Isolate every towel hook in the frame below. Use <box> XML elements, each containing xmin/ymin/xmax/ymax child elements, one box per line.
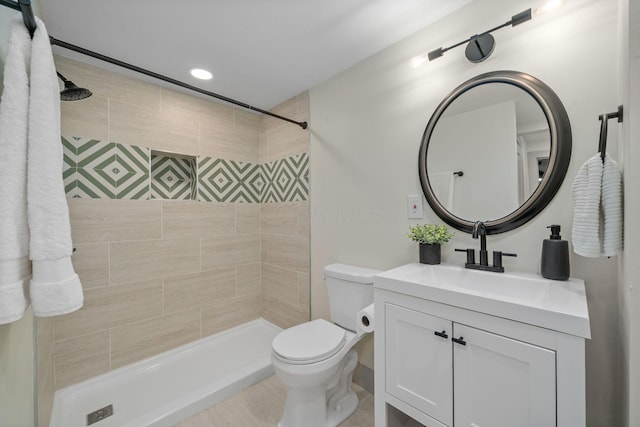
<box><xmin>598</xmin><ymin>105</ymin><xmax>623</xmax><ymax>161</ymax></box>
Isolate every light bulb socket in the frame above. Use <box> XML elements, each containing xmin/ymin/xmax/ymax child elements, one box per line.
<box><xmin>511</xmin><ymin>9</ymin><xmax>532</xmax><ymax>26</ymax></box>
<box><xmin>428</xmin><ymin>48</ymin><xmax>444</xmax><ymax>61</ymax></box>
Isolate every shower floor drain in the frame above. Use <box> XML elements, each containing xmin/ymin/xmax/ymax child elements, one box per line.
<box><xmin>86</xmin><ymin>404</ymin><xmax>113</xmax><ymax>425</ymax></box>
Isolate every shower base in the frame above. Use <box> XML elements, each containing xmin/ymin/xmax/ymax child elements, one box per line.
<box><xmin>49</xmin><ymin>318</ymin><xmax>281</xmax><ymax>427</ymax></box>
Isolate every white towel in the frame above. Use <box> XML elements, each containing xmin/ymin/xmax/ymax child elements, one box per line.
<box><xmin>571</xmin><ymin>153</ymin><xmax>624</xmax><ymax>257</ymax></box>
<box><xmin>27</xmin><ymin>17</ymin><xmax>83</xmax><ymax>316</ymax></box>
<box><xmin>571</xmin><ymin>154</ymin><xmax>602</xmax><ymax>257</ymax></box>
<box><xmin>601</xmin><ymin>154</ymin><xmax>623</xmax><ymax>256</ymax></box>
<box><xmin>0</xmin><ymin>16</ymin><xmax>32</xmax><ymax>324</ymax></box>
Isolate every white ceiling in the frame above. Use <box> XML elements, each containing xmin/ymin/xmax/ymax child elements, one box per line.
<box><xmin>41</xmin><ymin>0</ymin><xmax>471</xmax><ymax>109</ymax></box>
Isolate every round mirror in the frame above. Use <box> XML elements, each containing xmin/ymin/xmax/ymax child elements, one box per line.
<box><xmin>418</xmin><ymin>71</ymin><xmax>571</xmax><ymax>234</ymax></box>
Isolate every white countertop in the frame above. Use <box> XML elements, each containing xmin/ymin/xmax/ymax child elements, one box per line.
<box><xmin>374</xmin><ymin>263</ymin><xmax>591</xmax><ymax>338</ymax></box>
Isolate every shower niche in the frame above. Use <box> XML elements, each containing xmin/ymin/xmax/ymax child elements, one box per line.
<box><xmin>150</xmin><ymin>150</ymin><xmax>198</xmax><ymax>200</ymax></box>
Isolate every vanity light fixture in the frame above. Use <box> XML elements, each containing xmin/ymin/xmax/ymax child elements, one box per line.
<box><xmin>189</xmin><ymin>67</ymin><xmax>213</xmax><ymax>80</ymax></box>
<box><xmin>425</xmin><ymin>8</ymin><xmax>532</xmax><ymax>63</ymax></box>
<box><xmin>411</xmin><ymin>0</ymin><xmax>563</xmax><ymax>67</ymax></box>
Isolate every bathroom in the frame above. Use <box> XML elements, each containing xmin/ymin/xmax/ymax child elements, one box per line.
<box><xmin>0</xmin><ymin>0</ymin><xmax>638</xmax><ymax>426</ymax></box>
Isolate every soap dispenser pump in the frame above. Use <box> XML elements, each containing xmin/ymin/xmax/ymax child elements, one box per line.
<box><xmin>541</xmin><ymin>224</ymin><xmax>570</xmax><ymax>281</ymax></box>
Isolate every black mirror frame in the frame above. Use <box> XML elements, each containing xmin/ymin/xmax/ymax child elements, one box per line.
<box><xmin>418</xmin><ymin>70</ymin><xmax>572</xmax><ymax>235</ymax></box>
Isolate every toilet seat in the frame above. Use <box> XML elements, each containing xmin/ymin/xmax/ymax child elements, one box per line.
<box><xmin>272</xmin><ymin>319</ymin><xmax>346</xmax><ymax>364</ymax></box>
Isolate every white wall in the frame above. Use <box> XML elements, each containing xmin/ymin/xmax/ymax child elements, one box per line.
<box><xmin>310</xmin><ymin>0</ymin><xmax>621</xmax><ymax>425</ymax></box>
<box><xmin>431</xmin><ymin>100</ymin><xmax>518</xmax><ymax>219</ymax></box>
<box><xmin>618</xmin><ymin>0</ymin><xmax>640</xmax><ymax>425</ymax></box>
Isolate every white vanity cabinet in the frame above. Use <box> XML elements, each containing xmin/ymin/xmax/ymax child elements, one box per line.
<box><xmin>385</xmin><ymin>303</ymin><xmax>555</xmax><ymax>427</ymax></box>
<box><xmin>452</xmin><ymin>322</ymin><xmax>555</xmax><ymax>427</ymax></box>
<box><xmin>385</xmin><ymin>304</ymin><xmax>453</xmax><ymax>426</ymax></box>
<box><xmin>374</xmin><ymin>263</ymin><xmax>591</xmax><ymax>427</ymax></box>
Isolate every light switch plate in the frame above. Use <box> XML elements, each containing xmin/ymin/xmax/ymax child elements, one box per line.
<box><xmin>407</xmin><ymin>195</ymin><xmax>424</xmax><ymax>219</ymax></box>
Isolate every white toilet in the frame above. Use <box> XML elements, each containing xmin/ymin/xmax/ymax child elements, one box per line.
<box><xmin>271</xmin><ymin>263</ymin><xmax>381</xmax><ymax>427</ymax></box>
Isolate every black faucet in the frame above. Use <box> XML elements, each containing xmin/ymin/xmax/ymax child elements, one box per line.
<box><xmin>454</xmin><ymin>221</ymin><xmax>517</xmax><ymax>273</ymax></box>
<box><xmin>472</xmin><ymin>221</ymin><xmax>488</xmax><ymax>266</ymax></box>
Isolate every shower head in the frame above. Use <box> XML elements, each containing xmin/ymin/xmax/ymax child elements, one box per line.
<box><xmin>56</xmin><ymin>72</ymin><xmax>92</xmax><ymax>101</ymax></box>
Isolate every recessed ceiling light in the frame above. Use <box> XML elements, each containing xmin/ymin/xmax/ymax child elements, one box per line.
<box><xmin>189</xmin><ymin>68</ymin><xmax>213</xmax><ymax>80</ymax></box>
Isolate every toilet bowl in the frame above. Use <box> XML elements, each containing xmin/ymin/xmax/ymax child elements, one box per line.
<box><xmin>272</xmin><ymin>319</ymin><xmax>363</xmax><ymax>427</ymax></box>
<box><xmin>271</xmin><ymin>264</ymin><xmax>381</xmax><ymax>427</ymax></box>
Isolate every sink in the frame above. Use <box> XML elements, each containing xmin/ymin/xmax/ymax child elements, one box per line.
<box><xmin>374</xmin><ymin>263</ymin><xmax>590</xmax><ymax>338</ymax></box>
<box><xmin>403</xmin><ymin>263</ymin><xmax>552</xmax><ymax>303</ymax></box>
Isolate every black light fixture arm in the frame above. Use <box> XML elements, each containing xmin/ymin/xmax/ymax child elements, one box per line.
<box><xmin>428</xmin><ymin>8</ymin><xmax>532</xmax><ymax>62</ymax></box>
<box><xmin>0</xmin><ymin>0</ymin><xmax>308</xmax><ymax>130</ymax></box>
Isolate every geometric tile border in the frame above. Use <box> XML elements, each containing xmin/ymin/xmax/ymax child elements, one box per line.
<box><xmin>62</xmin><ymin>136</ymin><xmax>309</xmax><ymax>204</ymax></box>
<box><xmin>62</xmin><ymin>136</ymin><xmax>79</xmax><ymax>197</ymax></box>
<box><xmin>76</xmin><ymin>138</ymin><xmax>116</xmax><ymax>199</ymax></box>
<box><xmin>189</xmin><ymin>158</ymin><xmax>198</xmax><ymax>201</ymax></box>
<box><xmin>151</xmin><ymin>153</ymin><xmax>195</xmax><ymax>200</ymax></box>
<box><xmin>261</xmin><ymin>152</ymin><xmax>309</xmax><ymax>203</ymax></box>
<box><xmin>114</xmin><ymin>144</ymin><xmax>150</xmax><ymax>200</ymax></box>
<box><xmin>197</xmin><ymin>157</ymin><xmax>261</xmax><ymax>203</ymax></box>
<box><xmin>63</xmin><ymin>136</ymin><xmax>149</xmax><ymax>200</ymax></box>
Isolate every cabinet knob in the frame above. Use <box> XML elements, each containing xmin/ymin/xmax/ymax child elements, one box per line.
<box><xmin>434</xmin><ymin>330</ymin><xmax>448</xmax><ymax>339</ymax></box>
<box><xmin>452</xmin><ymin>336</ymin><xmax>467</xmax><ymax>346</ymax></box>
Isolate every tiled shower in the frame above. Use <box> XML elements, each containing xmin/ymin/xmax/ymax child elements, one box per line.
<box><xmin>37</xmin><ymin>55</ymin><xmax>310</xmax><ymax>426</ymax></box>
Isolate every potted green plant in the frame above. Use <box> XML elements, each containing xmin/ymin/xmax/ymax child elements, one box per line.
<box><xmin>407</xmin><ymin>224</ymin><xmax>454</xmax><ymax>265</ymax></box>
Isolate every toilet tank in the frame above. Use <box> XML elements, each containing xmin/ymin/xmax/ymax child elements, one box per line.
<box><xmin>323</xmin><ymin>263</ymin><xmax>382</xmax><ymax>331</ymax></box>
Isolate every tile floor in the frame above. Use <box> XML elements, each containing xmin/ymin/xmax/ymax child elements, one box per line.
<box><xmin>176</xmin><ymin>375</ymin><xmax>374</xmax><ymax>426</ymax></box>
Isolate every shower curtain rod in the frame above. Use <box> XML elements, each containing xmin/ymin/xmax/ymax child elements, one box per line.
<box><xmin>0</xmin><ymin>0</ymin><xmax>309</xmax><ymax>130</ymax></box>
<box><xmin>49</xmin><ymin>38</ymin><xmax>309</xmax><ymax>129</ymax></box>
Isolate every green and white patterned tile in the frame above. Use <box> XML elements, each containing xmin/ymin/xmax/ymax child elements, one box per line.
<box><xmin>189</xmin><ymin>158</ymin><xmax>198</xmax><ymax>200</ymax></box>
<box><xmin>261</xmin><ymin>153</ymin><xmax>309</xmax><ymax>203</ymax></box>
<box><xmin>246</xmin><ymin>166</ymin><xmax>265</xmax><ymax>200</ymax></box>
<box><xmin>151</xmin><ymin>154</ymin><xmax>194</xmax><ymax>200</ymax></box>
<box><xmin>61</xmin><ymin>135</ymin><xmax>308</xmax><ymax>205</ymax></box>
<box><xmin>62</xmin><ymin>136</ymin><xmax>77</xmax><ymax>197</ymax></box>
<box><xmin>65</xmin><ymin>138</ymin><xmax>150</xmax><ymax>200</ymax></box>
<box><xmin>232</xmin><ymin>160</ymin><xmax>261</xmax><ymax>203</ymax></box>
<box><xmin>115</xmin><ymin>144</ymin><xmax>150</xmax><ymax>200</ymax></box>
<box><xmin>75</xmin><ymin>138</ymin><xmax>116</xmax><ymax>199</ymax></box>
<box><xmin>261</xmin><ymin>161</ymin><xmax>277</xmax><ymax>203</ymax></box>
<box><xmin>198</xmin><ymin>157</ymin><xmax>260</xmax><ymax>203</ymax></box>
<box><xmin>62</xmin><ymin>136</ymin><xmax>77</xmax><ymax>169</ymax></box>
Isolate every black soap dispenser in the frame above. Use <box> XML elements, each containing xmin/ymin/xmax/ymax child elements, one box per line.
<box><xmin>541</xmin><ymin>224</ymin><xmax>570</xmax><ymax>281</ymax></box>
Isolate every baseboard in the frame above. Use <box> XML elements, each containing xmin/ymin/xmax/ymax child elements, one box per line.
<box><xmin>352</xmin><ymin>362</ymin><xmax>374</xmax><ymax>395</ymax></box>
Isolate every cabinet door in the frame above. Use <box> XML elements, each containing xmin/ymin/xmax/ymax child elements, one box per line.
<box><xmin>385</xmin><ymin>304</ymin><xmax>453</xmax><ymax>427</ymax></box>
<box><xmin>453</xmin><ymin>324</ymin><xmax>556</xmax><ymax>427</ymax></box>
